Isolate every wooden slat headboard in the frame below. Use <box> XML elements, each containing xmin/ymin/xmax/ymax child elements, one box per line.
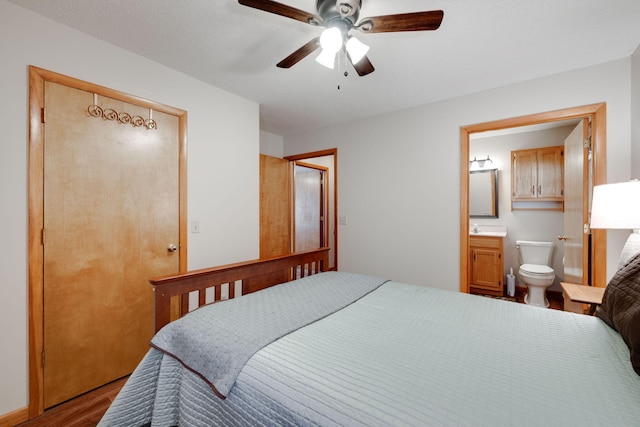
<box><xmin>149</xmin><ymin>247</ymin><xmax>330</xmax><ymax>333</ymax></box>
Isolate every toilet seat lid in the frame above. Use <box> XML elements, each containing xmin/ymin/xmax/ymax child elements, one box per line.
<box><xmin>520</xmin><ymin>264</ymin><xmax>554</xmax><ymax>275</ymax></box>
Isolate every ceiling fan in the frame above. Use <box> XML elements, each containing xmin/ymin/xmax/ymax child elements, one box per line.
<box><xmin>238</xmin><ymin>0</ymin><xmax>444</xmax><ymax>76</ymax></box>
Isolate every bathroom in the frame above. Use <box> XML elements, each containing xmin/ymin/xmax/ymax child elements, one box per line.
<box><xmin>469</xmin><ymin>120</ymin><xmax>583</xmax><ymax>304</ymax></box>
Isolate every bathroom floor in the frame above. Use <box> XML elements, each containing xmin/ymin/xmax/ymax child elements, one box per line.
<box><xmin>474</xmin><ymin>287</ymin><xmax>564</xmax><ymax>311</ymax></box>
<box><xmin>515</xmin><ymin>287</ymin><xmax>564</xmax><ymax>310</ymax></box>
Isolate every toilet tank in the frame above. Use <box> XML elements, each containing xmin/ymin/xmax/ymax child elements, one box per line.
<box><xmin>516</xmin><ymin>240</ymin><xmax>554</xmax><ymax>266</ymax></box>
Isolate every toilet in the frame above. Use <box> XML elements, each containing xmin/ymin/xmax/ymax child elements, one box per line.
<box><xmin>516</xmin><ymin>240</ymin><xmax>555</xmax><ymax>308</ymax></box>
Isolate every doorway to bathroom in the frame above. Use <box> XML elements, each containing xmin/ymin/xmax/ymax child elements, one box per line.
<box><xmin>460</xmin><ymin>104</ymin><xmax>607</xmax><ymax>295</ymax></box>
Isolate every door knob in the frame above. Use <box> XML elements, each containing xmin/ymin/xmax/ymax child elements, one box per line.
<box><xmin>167</xmin><ymin>243</ymin><xmax>178</xmax><ymax>252</ymax></box>
<box><xmin>557</xmin><ymin>235</ymin><xmax>568</xmax><ymax>241</ymax></box>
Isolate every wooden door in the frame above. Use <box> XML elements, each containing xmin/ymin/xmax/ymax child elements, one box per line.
<box><xmin>563</xmin><ymin>120</ymin><xmax>590</xmax><ymax>284</ymax></box>
<box><xmin>42</xmin><ymin>81</ymin><xmax>181</xmax><ymax>407</ymax></box>
<box><xmin>260</xmin><ymin>155</ymin><xmax>291</xmax><ymax>258</ymax></box>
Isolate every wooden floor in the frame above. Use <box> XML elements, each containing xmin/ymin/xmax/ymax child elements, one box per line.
<box><xmin>15</xmin><ymin>377</ymin><xmax>127</xmax><ymax>427</ymax></box>
<box><xmin>472</xmin><ymin>286</ymin><xmax>564</xmax><ymax>310</ymax></box>
<box><xmin>516</xmin><ymin>286</ymin><xmax>564</xmax><ymax>310</ymax></box>
<box><xmin>14</xmin><ymin>288</ymin><xmax>565</xmax><ymax>426</ymax></box>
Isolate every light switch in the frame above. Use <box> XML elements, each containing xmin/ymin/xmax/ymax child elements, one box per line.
<box><xmin>339</xmin><ymin>216</ymin><xmax>348</xmax><ymax>225</ymax></box>
<box><xmin>191</xmin><ymin>220</ymin><xmax>200</xmax><ymax>233</ymax></box>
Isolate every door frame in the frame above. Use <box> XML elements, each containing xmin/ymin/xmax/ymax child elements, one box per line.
<box><xmin>285</xmin><ymin>149</ymin><xmax>338</xmax><ymax>270</ymax></box>
<box><xmin>459</xmin><ymin>103</ymin><xmax>607</xmax><ymax>293</ymax></box>
<box><xmin>27</xmin><ymin>66</ymin><xmax>188</xmax><ymax>417</ymax></box>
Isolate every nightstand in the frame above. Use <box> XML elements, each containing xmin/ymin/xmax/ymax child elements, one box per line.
<box><xmin>560</xmin><ymin>282</ymin><xmax>605</xmax><ymax>315</ymax></box>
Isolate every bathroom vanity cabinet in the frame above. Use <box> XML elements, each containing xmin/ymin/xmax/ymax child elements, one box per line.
<box><xmin>511</xmin><ymin>145</ymin><xmax>563</xmax><ymax>209</ymax></box>
<box><xmin>469</xmin><ymin>235</ymin><xmax>504</xmax><ymax>296</ymax></box>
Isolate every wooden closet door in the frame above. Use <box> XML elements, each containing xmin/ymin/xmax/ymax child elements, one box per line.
<box><xmin>260</xmin><ymin>155</ymin><xmax>291</xmax><ymax>258</ymax></box>
<box><xmin>42</xmin><ymin>82</ymin><xmax>180</xmax><ymax>407</ymax></box>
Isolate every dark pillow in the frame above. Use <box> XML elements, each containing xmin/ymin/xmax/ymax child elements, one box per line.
<box><xmin>596</xmin><ymin>251</ymin><xmax>640</xmax><ymax>376</ymax></box>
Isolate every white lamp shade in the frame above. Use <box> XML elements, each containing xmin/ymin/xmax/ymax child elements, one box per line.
<box><xmin>315</xmin><ymin>48</ymin><xmax>337</xmax><ymax>69</ymax></box>
<box><xmin>345</xmin><ymin>36</ymin><xmax>369</xmax><ymax>64</ymax></box>
<box><xmin>319</xmin><ymin>27</ymin><xmax>343</xmax><ymax>53</ymax></box>
<box><xmin>590</xmin><ymin>180</ymin><xmax>640</xmax><ymax>229</ymax></box>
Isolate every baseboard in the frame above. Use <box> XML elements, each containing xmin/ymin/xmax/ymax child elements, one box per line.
<box><xmin>0</xmin><ymin>406</ymin><xmax>29</xmax><ymax>427</ymax></box>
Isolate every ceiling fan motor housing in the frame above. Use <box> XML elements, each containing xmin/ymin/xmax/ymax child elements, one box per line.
<box><xmin>317</xmin><ymin>0</ymin><xmax>361</xmax><ymax>28</ymax></box>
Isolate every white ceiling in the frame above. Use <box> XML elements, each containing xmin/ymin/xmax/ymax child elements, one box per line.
<box><xmin>10</xmin><ymin>0</ymin><xmax>640</xmax><ymax>136</ymax></box>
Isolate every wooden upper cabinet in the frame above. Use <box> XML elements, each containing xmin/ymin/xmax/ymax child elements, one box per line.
<box><xmin>511</xmin><ymin>146</ymin><xmax>563</xmax><ymax>203</ymax></box>
<box><xmin>511</xmin><ymin>149</ymin><xmax>537</xmax><ymax>200</ymax></box>
<box><xmin>537</xmin><ymin>146</ymin><xmax>564</xmax><ymax>199</ymax></box>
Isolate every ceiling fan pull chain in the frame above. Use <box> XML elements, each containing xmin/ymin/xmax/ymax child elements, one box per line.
<box><xmin>337</xmin><ymin>50</ymin><xmax>343</xmax><ymax>90</ymax></box>
<box><xmin>338</xmin><ymin>50</ymin><xmax>350</xmax><ymax>90</ymax></box>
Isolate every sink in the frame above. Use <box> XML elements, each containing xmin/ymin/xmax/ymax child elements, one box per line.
<box><xmin>469</xmin><ymin>225</ymin><xmax>507</xmax><ymax>237</ymax></box>
<box><xmin>470</xmin><ymin>230</ymin><xmax>507</xmax><ymax>237</ymax></box>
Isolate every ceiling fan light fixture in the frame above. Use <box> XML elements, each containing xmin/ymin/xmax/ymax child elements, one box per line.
<box><xmin>315</xmin><ymin>48</ymin><xmax>338</xmax><ymax>69</ymax></box>
<box><xmin>345</xmin><ymin>36</ymin><xmax>369</xmax><ymax>64</ymax></box>
<box><xmin>319</xmin><ymin>27</ymin><xmax>343</xmax><ymax>52</ymax></box>
<box><xmin>316</xmin><ymin>26</ymin><xmax>343</xmax><ymax>69</ymax></box>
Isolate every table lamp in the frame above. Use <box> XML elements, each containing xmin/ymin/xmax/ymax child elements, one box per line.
<box><xmin>590</xmin><ymin>180</ymin><xmax>640</xmax><ymax>268</ymax></box>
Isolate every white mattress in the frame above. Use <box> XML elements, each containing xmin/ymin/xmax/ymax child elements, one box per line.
<box><xmin>100</xmin><ymin>279</ymin><xmax>640</xmax><ymax>426</ymax></box>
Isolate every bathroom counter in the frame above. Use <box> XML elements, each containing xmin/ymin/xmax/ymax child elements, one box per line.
<box><xmin>469</xmin><ymin>230</ymin><xmax>507</xmax><ymax>237</ymax></box>
<box><xmin>469</xmin><ymin>224</ymin><xmax>507</xmax><ymax>237</ymax></box>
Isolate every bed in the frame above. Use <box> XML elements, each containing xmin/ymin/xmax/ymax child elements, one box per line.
<box><xmin>99</xmin><ymin>248</ymin><xmax>640</xmax><ymax>426</ymax></box>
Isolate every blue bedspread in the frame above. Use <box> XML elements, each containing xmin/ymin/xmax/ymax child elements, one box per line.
<box><xmin>100</xmin><ymin>274</ymin><xmax>640</xmax><ymax>427</ymax></box>
<box><xmin>150</xmin><ymin>271</ymin><xmax>388</xmax><ymax>398</ymax></box>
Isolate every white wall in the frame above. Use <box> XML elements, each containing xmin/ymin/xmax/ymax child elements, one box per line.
<box><xmin>632</xmin><ymin>45</ymin><xmax>640</xmax><ymax>178</ymax></box>
<box><xmin>259</xmin><ymin>130</ymin><xmax>284</xmax><ymax>158</ymax></box>
<box><xmin>0</xmin><ymin>0</ymin><xmax>259</xmax><ymax>417</ymax></box>
<box><xmin>284</xmin><ymin>58</ymin><xmax>633</xmax><ymax>288</ymax></box>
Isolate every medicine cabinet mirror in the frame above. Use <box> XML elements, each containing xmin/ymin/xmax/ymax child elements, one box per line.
<box><xmin>469</xmin><ymin>169</ymin><xmax>498</xmax><ymax>218</ymax></box>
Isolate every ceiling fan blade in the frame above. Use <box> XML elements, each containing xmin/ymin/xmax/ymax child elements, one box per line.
<box><xmin>348</xmin><ymin>54</ymin><xmax>375</xmax><ymax>77</ymax></box>
<box><xmin>357</xmin><ymin>10</ymin><xmax>444</xmax><ymax>33</ymax></box>
<box><xmin>277</xmin><ymin>37</ymin><xmax>320</xmax><ymax>68</ymax></box>
<box><xmin>238</xmin><ymin>0</ymin><xmax>321</xmax><ymax>25</ymax></box>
